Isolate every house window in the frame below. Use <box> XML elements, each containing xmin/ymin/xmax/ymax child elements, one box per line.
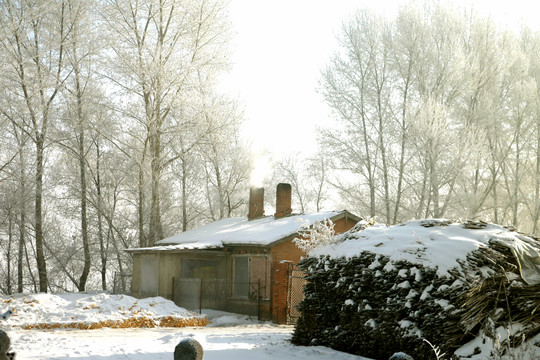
<box><xmin>182</xmin><ymin>259</ymin><xmax>217</xmax><ymax>279</ymax></box>
<box><xmin>233</xmin><ymin>256</ymin><xmax>249</xmax><ymax>298</ymax></box>
<box><xmin>140</xmin><ymin>256</ymin><xmax>158</xmax><ymax>296</ymax></box>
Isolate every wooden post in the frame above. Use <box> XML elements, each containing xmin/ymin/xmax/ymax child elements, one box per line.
<box><xmin>199</xmin><ymin>278</ymin><xmax>203</xmax><ymax>314</ymax></box>
<box><xmin>171</xmin><ymin>276</ymin><xmax>175</xmax><ymax>302</ymax></box>
<box><xmin>257</xmin><ymin>279</ymin><xmax>261</xmax><ymax>320</ymax></box>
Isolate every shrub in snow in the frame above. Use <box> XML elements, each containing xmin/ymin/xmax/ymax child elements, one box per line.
<box><xmin>294</xmin><ymin>218</ymin><xmax>376</xmax><ymax>253</ymax></box>
<box><xmin>291</xmin><ymin>220</ymin><xmax>540</xmax><ymax>360</ymax></box>
<box><xmin>294</xmin><ymin>219</ymin><xmax>337</xmax><ymax>252</ymax></box>
<box><xmin>174</xmin><ymin>338</ymin><xmax>203</xmax><ymax>360</ymax></box>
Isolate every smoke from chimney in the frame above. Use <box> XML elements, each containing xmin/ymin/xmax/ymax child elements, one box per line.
<box><xmin>247</xmin><ymin>187</ymin><xmax>265</xmax><ymax>220</ymax></box>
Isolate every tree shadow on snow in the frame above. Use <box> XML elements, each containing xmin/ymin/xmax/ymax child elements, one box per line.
<box><xmin>37</xmin><ymin>353</ymin><xmax>170</xmax><ymax>360</ymax></box>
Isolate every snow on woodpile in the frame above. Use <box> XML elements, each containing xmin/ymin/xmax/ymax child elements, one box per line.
<box><xmin>0</xmin><ymin>293</ymin><xmax>208</xmax><ymax>330</ymax></box>
<box><xmin>292</xmin><ymin>219</ymin><xmax>540</xmax><ymax>360</ymax></box>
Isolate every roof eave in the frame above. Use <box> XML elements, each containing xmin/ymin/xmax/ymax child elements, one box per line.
<box><xmin>125</xmin><ymin>247</ymin><xmax>226</xmax><ymax>254</ymax></box>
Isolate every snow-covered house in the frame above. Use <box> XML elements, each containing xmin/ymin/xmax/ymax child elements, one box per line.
<box><xmin>127</xmin><ymin>183</ymin><xmax>360</xmax><ymax>323</ymax></box>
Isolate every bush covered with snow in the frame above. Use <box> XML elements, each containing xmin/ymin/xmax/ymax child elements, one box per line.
<box><xmin>291</xmin><ymin>220</ymin><xmax>540</xmax><ymax>360</ymax></box>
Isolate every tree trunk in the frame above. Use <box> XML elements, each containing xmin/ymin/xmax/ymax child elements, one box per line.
<box><xmin>95</xmin><ymin>141</ymin><xmax>107</xmax><ymax>290</ymax></box>
<box><xmin>78</xmin><ymin>120</ymin><xmax>90</xmax><ymax>291</ymax></box>
<box><xmin>214</xmin><ymin>158</ymin><xmax>225</xmax><ymax>219</ymax></box>
<box><xmin>512</xmin><ymin>127</ymin><xmax>521</xmax><ymax>227</ymax></box>
<box><xmin>533</xmin><ymin>117</ymin><xmax>540</xmax><ymax>234</ymax></box>
<box><xmin>17</xmin><ymin>148</ymin><xmax>26</xmax><ymax>293</ymax></box>
<box><xmin>148</xmin><ymin>128</ymin><xmax>163</xmax><ymax>244</ymax></box>
<box><xmin>74</xmin><ymin>47</ymin><xmax>91</xmax><ymax>291</ymax></box>
<box><xmin>181</xmin><ymin>158</ymin><xmax>188</xmax><ymax>232</ymax></box>
<box><xmin>35</xmin><ymin>135</ymin><xmax>48</xmax><ymax>292</ymax></box>
<box><xmin>7</xmin><ymin>210</ymin><xmax>13</xmax><ymax>295</ymax></box>
<box><xmin>17</xmin><ymin>211</ymin><xmax>25</xmax><ymax>293</ymax></box>
<box><xmin>393</xmin><ymin>61</ymin><xmax>412</xmax><ymax>224</ymax></box>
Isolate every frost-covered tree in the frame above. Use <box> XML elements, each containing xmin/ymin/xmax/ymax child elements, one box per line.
<box><xmin>198</xmin><ymin>96</ymin><xmax>250</xmax><ymax>221</ymax></box>
<box><xmin>0</xmin><ymin>0</ymin><xmax>247</xmax><ymax>293</ymax></box>
<box><xmin>319</xmin><ymin>2</ymin><xmax>540</xmax><ymax>235</ymax></box>
<box><xmin>320</xmin><ymin>10</ymin><xmax>393</xmax><ymax>222</ymax></box>
<box><xmin>275</xmin><ymin>152</ymin><xmax>331</xmax><ymax>213</ymax></box>
<box><xmin>102</xmin><ymin>0</ymin><xmax>232</xmax><ymax>245</ymax></box>
<box><xmin>0</xmin><ymin>0</ymin><xmax>70</xmax><ymax>292</ymax></box>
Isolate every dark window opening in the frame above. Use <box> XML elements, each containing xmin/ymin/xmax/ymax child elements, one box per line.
<box><xmin>233</xmin><ymin>256</ymin><xmax>249</xmax><ymax>297</ymax></box>
<box><xmin>182</xmin><ymin>259</ymin><xmax>218</xmax><ymax>280</ymax></box>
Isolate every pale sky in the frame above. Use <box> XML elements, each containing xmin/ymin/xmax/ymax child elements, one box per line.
<box><xmin>220</xmin><ymin>0</ymin><xmax>540</xmax><ymax>184</ymax></box>
<box><xmin>222</xmin><ymin>0</ymin><xmax>371</xmax><ymax>158</ymax></box>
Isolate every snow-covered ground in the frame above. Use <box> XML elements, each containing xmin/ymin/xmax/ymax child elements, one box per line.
<box><xmin>1</xmin><ymin>293</ymin><xmax>369</xmax><ymax>360</ymax></box>
<box><xmin>2</xmin><ymin>220</ymin><xmax>539</xmax><ymax>359</ymax></box>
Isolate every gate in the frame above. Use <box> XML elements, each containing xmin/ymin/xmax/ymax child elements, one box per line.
<box><xmin>172</xmin><ymin>278</ymin><xmax>267</xmax><ymax>318</ymax></box>
<box><xmin>173</xmin><ymin>278</ymin><xmax>228</xmax><ymax>313</ymax></box>
<box><xmin>112</xmin><ymin>272</ymin><xmax>132</xmax><ymax>295</ymax></box>
<box><xmin>286</xmin><ymin>264</ymin><xmax>306</xmax><ymax>324</ymax></box>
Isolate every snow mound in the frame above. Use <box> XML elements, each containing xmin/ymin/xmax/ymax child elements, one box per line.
<box><xmin>0</xmin><ymin>293</ymin><xmax>208</xmax><ymax>330</ymax></box>
<box><xmin>202</xmin><ymin>309</ymin><xmax>261</xmax><ymax>327</ymax></box>
<box><xmin>311</xmin><ymin>219</ymin><xmax>540</xmax><ymax>282</ymax></box>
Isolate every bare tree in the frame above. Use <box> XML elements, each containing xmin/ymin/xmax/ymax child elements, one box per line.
<box><xmin>320</xmin><ymin>10</ymin><xmax>389</xmax><ymax>220</ymax></box>
<box><xmin>318</xmin><ymin>2</ymin><xmax>540</xmax><ymax>231</ymax></box>
<box><xmin>103</xmin><ymin>0</ymin><xmax>231</xmax><ymax>245</ymax></box>
<box><xmin>0</xmin><ymin>0</ymin><xmax>69</xmax><ymax>292</ymax></box>
<box><xmin>274</xmin><ymin>152</ymin><xmax>331</xmax><ymax>213</ymax></box>
<box><xmin>194</xmin><ymin>93</ymin><xmax>249</xmax><ymax>221</ymax></box>
<box><xmin>50</xmin><ymin>0</ymin><xmax>104</xmax><ymax>291</ymax></box>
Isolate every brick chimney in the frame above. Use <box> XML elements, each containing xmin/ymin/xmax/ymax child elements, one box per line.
<box><xmin>248</xmin><ymin>186</ymin><xmax>265</xmax><ymax>220</ymax></box>
<box><xmin>274</xmin><ymin>183</ymin><xmax>292</xmax><ymax>218</ymax></box>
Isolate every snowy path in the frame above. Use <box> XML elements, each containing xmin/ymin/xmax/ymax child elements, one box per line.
<box><xmin>9</xmin><ymin>324</ymin><xmax>368</xmax><ymax>359</ymax></box>
<box><xmin>1</xmin><ymin>293</ymin><xmax>371</xmax><ymax>359</ymax></box>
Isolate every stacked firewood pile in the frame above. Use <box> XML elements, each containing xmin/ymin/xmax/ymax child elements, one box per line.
<box><xmin>291</xmin><ymin>220</ymin><xmax>540</xmax><ymax>360</ymax></box>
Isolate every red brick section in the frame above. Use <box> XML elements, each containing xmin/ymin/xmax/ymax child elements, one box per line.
<box><xmin>274</xmin><ymin>183</ymin><xmax>292</xmax><ymax>218</ymax></box>
<box><xmin>272</xmin><ymin>261</ymin><xmax>291</xmax><ymax>323</ymax></box>
<box><xmin>335</xmin><ymin>216</ymin><xmax>358</xmax><ymax>233</ymax></box>
<box><xmin>271</xmin><ymin>240</ymin><xmax>303</xmax><ymax>324</ymax></box>
<box><xmin>270</xmin><ymin>216</ymin><xmax>359</xmax><ymax>324</ymax></box>
<box><xmin>271</xmin><ymin>239</ymin><xmax>304</xmax><ymax>264</ymax></box>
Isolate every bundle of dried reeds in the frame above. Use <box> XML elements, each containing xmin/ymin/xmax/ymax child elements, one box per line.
<box><xmin>22</xmin><ymin>315</ymin><xmax>209</xmax><ymax>330</ymax></box>
<box><xmin>455</xmin><ymin>237</ymin><xmax>540</xmax><ymax>347</ymax></box>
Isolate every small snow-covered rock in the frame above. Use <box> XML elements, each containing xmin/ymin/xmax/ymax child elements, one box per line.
<box><xmin>0</xmin><ymin>330</ymin><xmax>10</xmax><ymax>360</ymax></box>
<box><xmin>0</xmin><ymin>310</ymin><xmax>12</xmax><ymax>321</ymax></box>
<box><xmin>174</xmin><ymin>338</ymin><xmax>203</xmax><ymax>360</ymax></box>
<box><xmin>388</xmin><ymin>352</ymin><xmax>414</xmax><ymax>360</ymax></box>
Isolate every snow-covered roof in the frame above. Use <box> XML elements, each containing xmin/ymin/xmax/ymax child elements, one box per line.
<box><xmin>128</xmin><ymin>210</ymin><xmax>355</xmax><ymax>252</ymax></box>
<box><xmin>310</xmin><ymin>219</ymin><xmax>540</xmax><ymax>283</ymax></box>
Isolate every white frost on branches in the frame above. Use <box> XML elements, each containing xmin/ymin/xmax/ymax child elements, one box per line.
<box><xmin>294</xmin><ymin>219</ymin><xmax>337</xmax><ymax>253</ymax></box>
